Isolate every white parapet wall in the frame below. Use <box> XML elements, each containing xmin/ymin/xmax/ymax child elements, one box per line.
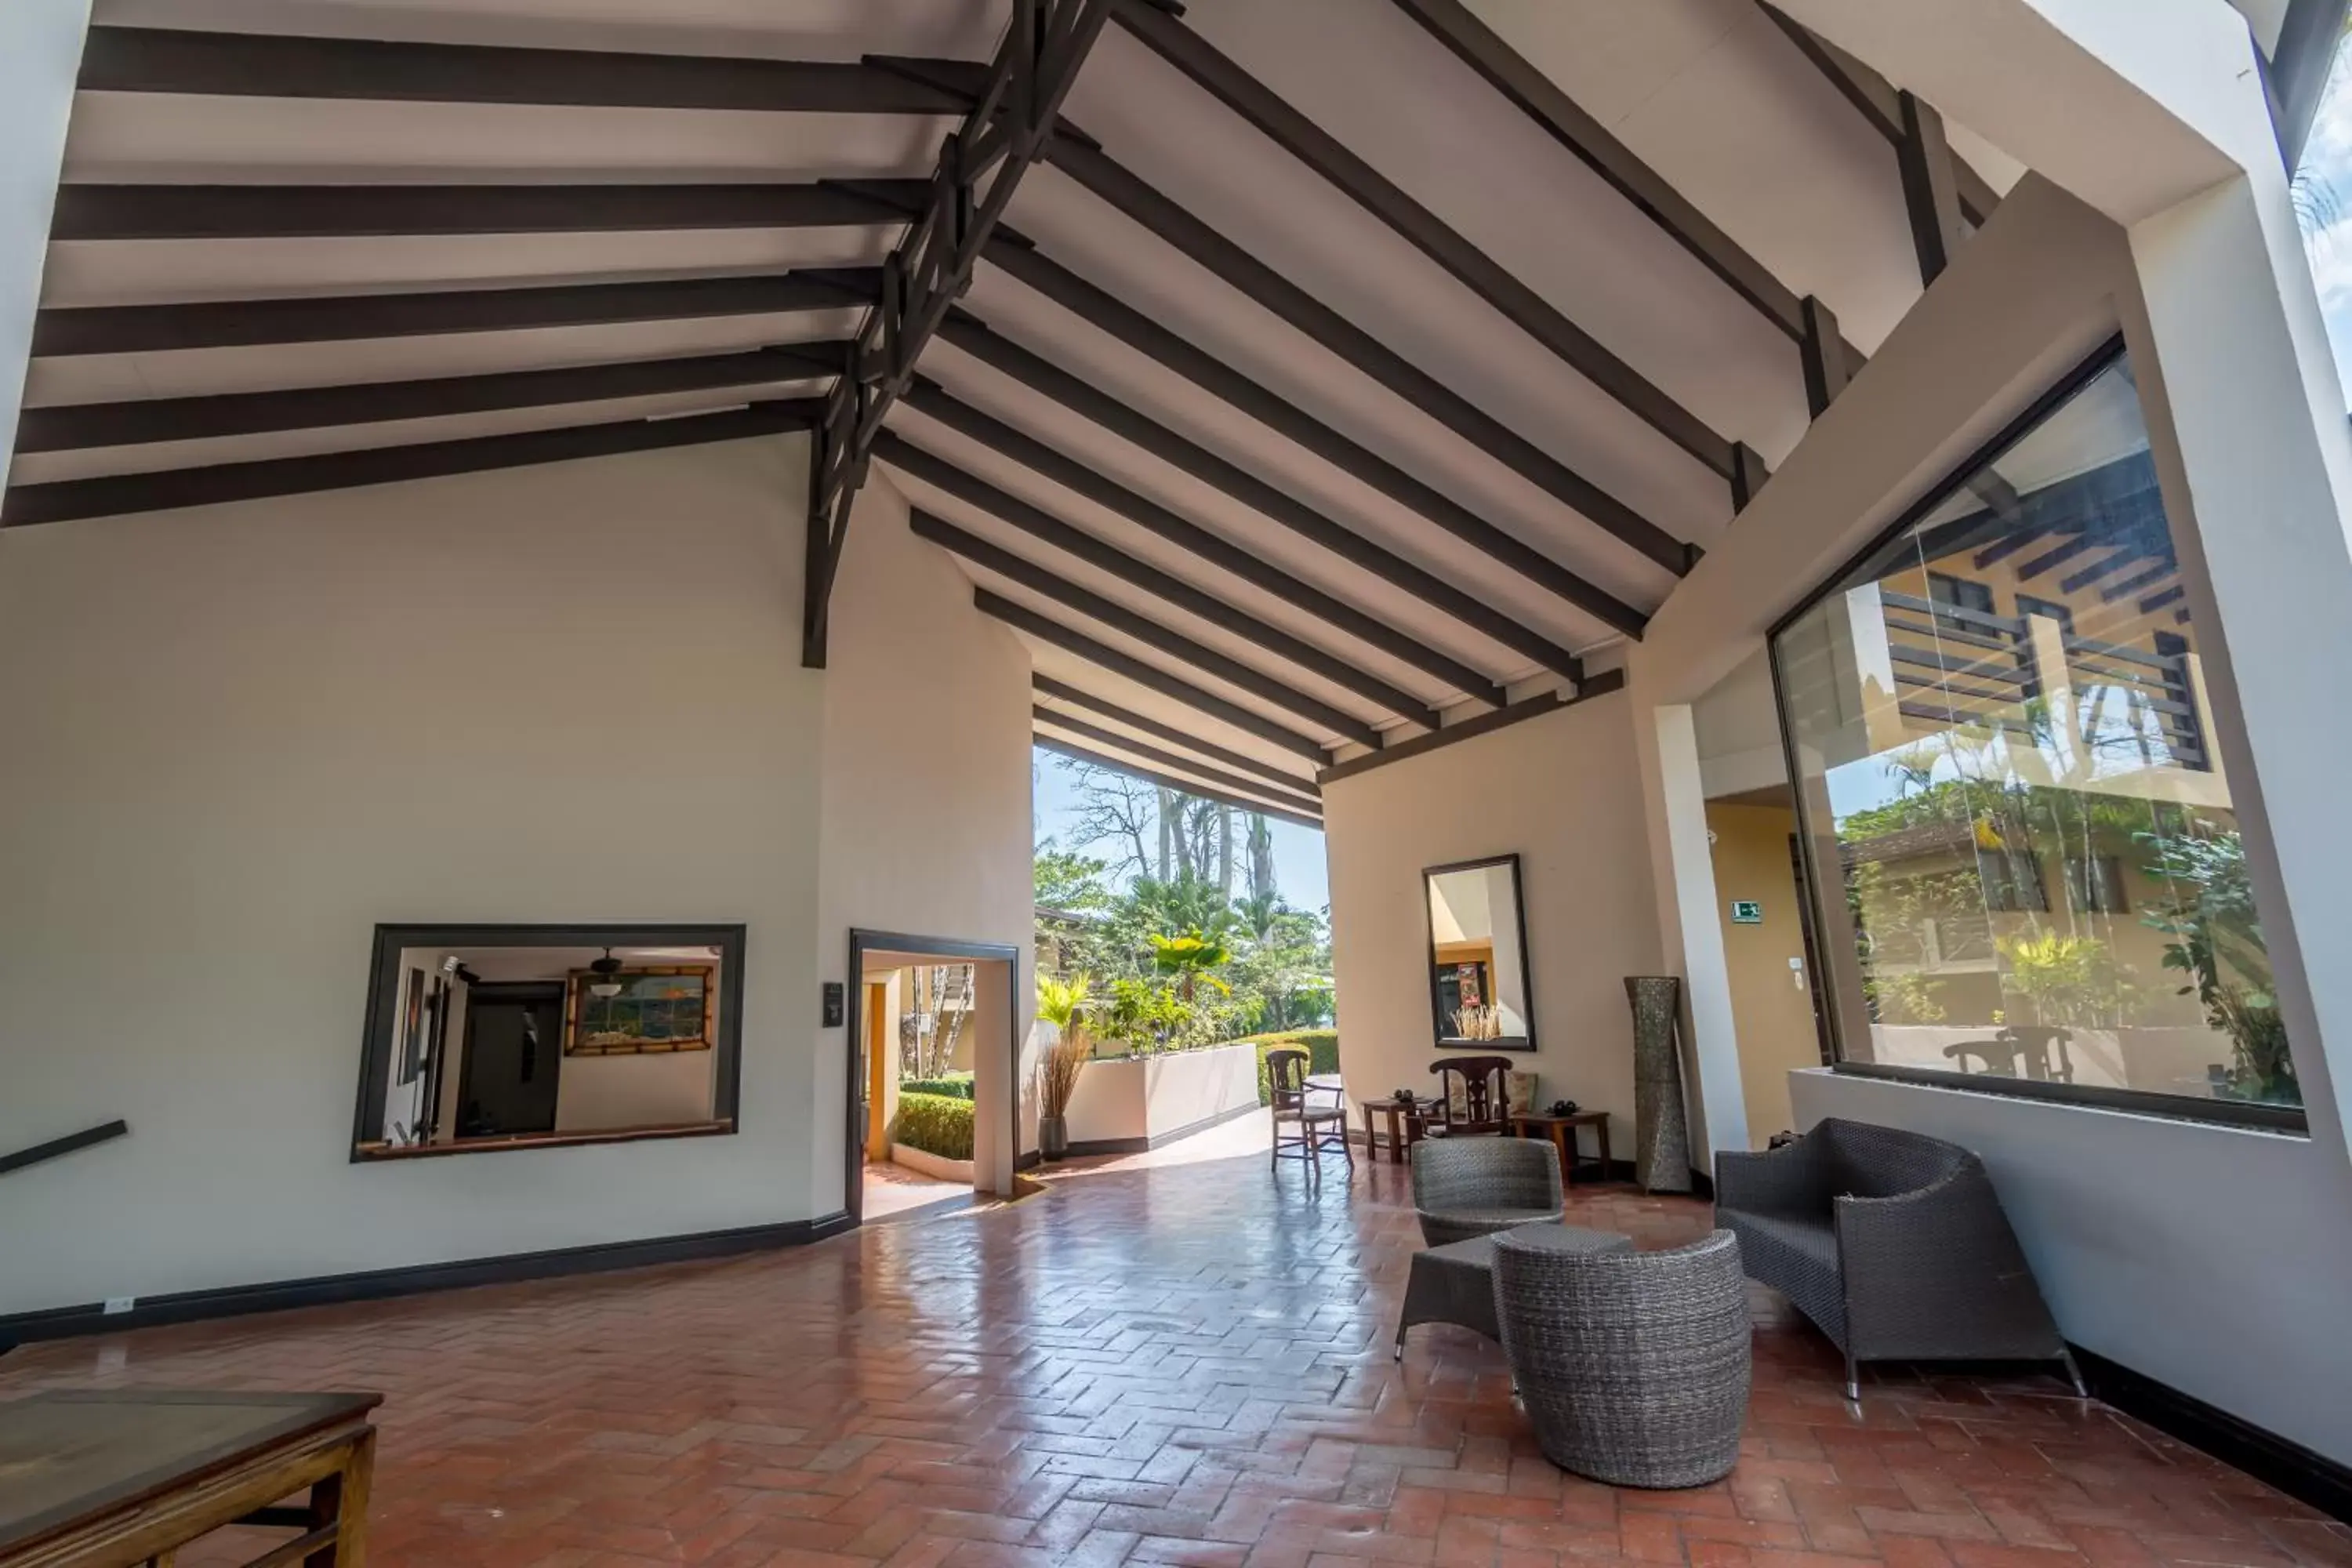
<box><xmin>1062</xmin><ymin>1041</ymin><xmax>1264</xmax><ymax>1154</ymax></box>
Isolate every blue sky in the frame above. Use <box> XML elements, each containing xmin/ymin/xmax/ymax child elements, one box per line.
<box><xmin>1033</xmin><ymin>750</ymin><xmax>1331</xmax><ymax>913</ymax></box>
<box><xmin>2302</xmin><ymin>50</ymin><xmax>2352</xmax><ymax>412</ymax></box>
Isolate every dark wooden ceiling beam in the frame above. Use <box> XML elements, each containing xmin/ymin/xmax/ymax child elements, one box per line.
<box><xmin>984</xmin><ymin>240</ymin><xmax>1649</xmax><ymax>643</ymax></box>
<box><xmin>1030</xmin><ymin>710</ymin><xmax>1327</xmax><ymax>818</ymax></box>
<box><xmin>48</xmin><ymin>182</ymin><xmax>934</xmax><ymax>241</ymax></box>
<box><xmin>1033</xmin><ymin>674</ymin><xmax>1318</xmax><ymax>793</ymax></box>
<box><xmin>1895</xmin><ymin>93</ymin><xmax>1969</xmax><ymax>286</ymax></box>
<box><xmin>800</xmin><ymin>0</ymin><xmax>1116</xmax><ymax>669</ymax></box>
<box><xmin>1035</xmin><ymin>735</ymin><xmax>1323</xmax><ymax>829</ymax></box>
<box><xmin>1031</xmin><ymin>706</ymin><xmax>1323</xmax><ymax>812</ymax></box>
<box><xmin>1388</xmin><ymin>0</ymin><xmax>1865</xmax><ymax>383</ymax></box>
<box><xmin>16</xmin><ymin>343</ymin><xmax>846</xmax><ymax>452</ymax></box>
<box><xmin>2</xmin><ymin>399</ymin><xmax>822</xmax><ymax>528</ymax></box>
<box><xmin>976</xmin><ymin>589</ymin><xmax>1333</xmax><ymax>763</ymax></box>
<box><xmin>1036</xmin><ymin>136</ymin><xmax>1693</xmax><ymax>575</ymax></box>
<box><xmin>31</xmin><ymin>270</ymin><xmax>878</xmax><ymax>358</ymax></box>
<box><xmin>920</xmin><ymin>511</ymin><xmax>1385</xmax><ymax>747</ymax></box>
<box><xmin>1755</xmin><ymin>5</ymin><xmax>2000</xmax><ymax>225</ymax></box>
<box><xmin>1116</xmin><ymin>2</ymin><xmax>1740</xmax><ymax>486</ymax></box>
<box><xmin>885</xmin><ymin>446</ymin><xmax>1447</xmax><ymax>728</ymax></box>
<box><xmin>895</xmin><ymin>380</ymin><xmax>1512</xmax><ymax>703</ymax></box>
<box><xmin>938</xmin><ymin>310</ymin><xmax>1611</xmax><ymax>670</ymax></box>
<box><xmin>77</xmin><ymin>25</ymin><xmax>973</xmax><ymax>113</ymax></box>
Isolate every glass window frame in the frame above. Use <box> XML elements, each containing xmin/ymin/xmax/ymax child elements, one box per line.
<box><xmin>1764</xmin><ymin>336</ymin><xmax>2307</xmax><ymax>1136</ymax></box>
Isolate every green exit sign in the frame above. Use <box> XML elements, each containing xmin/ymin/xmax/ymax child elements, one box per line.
<box><xmin>1730</xmin><ymin>900</ymin><xmax>1763</xmax><ymax>924</ymax></box>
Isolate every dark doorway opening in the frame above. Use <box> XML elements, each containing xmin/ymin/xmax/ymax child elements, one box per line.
<box><xmin>457</xmin><ymin>982</ymin><xmax>564</xmax><ymax>1138</ymax></box>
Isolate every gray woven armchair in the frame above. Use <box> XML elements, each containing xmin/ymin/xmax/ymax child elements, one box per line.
<box><xmin>1411</xmin><ymin>1136</ymin><xmax>1563</xmax><ymax>1247</ymax></box>
<box><xmin>1494</xmin><ymin>1228</ymin><xmax>1751</xmax><ymax>1488</ymax></box>
<box><xmin>1715</xmin><ymin>1118</ymin><xmax>2078</xmax><ymax>1401</ymax></box>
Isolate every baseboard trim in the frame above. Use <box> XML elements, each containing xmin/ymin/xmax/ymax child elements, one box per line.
<box><xmin>2071</xmin><ymin>1346</ymin><xmax>2352</xmax><ymax>1523</ymax></box>
<box><xmin>0</xmin><ymin>1210</ymin><xmax>857</xmax><ymax>1350</ymax></box>
<box><xmin>1065</xmin><ymin>1098</ymin><xmax>1263</xmax><ymax>1156</ymax></box>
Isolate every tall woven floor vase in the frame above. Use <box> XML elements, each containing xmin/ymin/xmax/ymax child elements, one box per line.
<box><xmin>1624</xmin><ymin>976</ymin><xmax>1693</xmax><ymax>1194</ymax></box>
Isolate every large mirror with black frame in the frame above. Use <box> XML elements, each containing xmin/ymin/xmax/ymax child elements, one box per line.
<box><xmin>350</xmin><ymin>923</ymin><xmax>746</xmax><ymax>1160</ymax></box>
<box><xmin>1424</xmin><ymin>855</ymin><xmax>1535</xmax><ymax>1051</ymax></box>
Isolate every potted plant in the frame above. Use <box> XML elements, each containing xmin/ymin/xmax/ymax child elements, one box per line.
<box><xmin>1035</xmin><ymin>975</ymin><xmax>1091</xmax><ymax>1161</ymax></box>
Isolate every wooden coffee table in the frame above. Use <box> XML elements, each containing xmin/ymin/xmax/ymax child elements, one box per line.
<box><xmin>1510</xmin><ymin>1109</ymin><xmax>1615</xmax><ymax>1185</ymax></box>
<box><xmin>0</xmin><ymin>1388</ymin><xmax>380</xmax><ymax>1566</ymax></box>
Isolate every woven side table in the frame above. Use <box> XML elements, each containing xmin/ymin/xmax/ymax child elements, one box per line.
<box><xmin>1394</xmin><ymin>1222</ymin><xmax>1631</xmax><ymax>1358</ymax></box>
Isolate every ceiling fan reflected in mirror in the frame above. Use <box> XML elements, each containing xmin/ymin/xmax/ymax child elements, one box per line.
<box><xmin>587</xmin><ymin>947</ymin><xmax>626</xmax><ymax>1000</ymax></box>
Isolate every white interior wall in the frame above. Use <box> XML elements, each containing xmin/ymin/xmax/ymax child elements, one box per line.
<box><xmin>0</xmin><ymin>434</ymin><xmax>827</xmax><ymax>1316</ymax></box>
<box><xmin>814</xmin><ymin>472</ymin><xmax>1036</xmax><ymax>1205</ymax></box>
<box><xmin>1325</xmin><ymin>693</ymin><xmax>1664</xmax><ymax>1163</ymax></box>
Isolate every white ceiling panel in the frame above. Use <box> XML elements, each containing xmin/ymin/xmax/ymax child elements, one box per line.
<box><xmin>93</xmin><ymin>0</ymin><xmax>1008</xmax><ymax>59</ymax></box>
<box><xmin>63</xmin><ymin>98</ymin><xmax>952</xmax><ymax>184</ymax></box>
<box><xmin>1032</xmin><ymin>717</ymin><xmax>1321</xmax><ymax>820</ymax></box>
<box><xmin>21</xmin><ymin>306</ymin><xmax>867</xmax><ymax>405</ymax></box>
<box><xmin>885</xmin><ymin>446</ymin><xmax>1457</xmax><ymax>720</ymax></box>
<box><xmin>1024</xmin><ymin>641</ymin><xmax>1331</xmax><ymax>785</ymax></box>
<box><xmin>891</xmin><ymin>384</ymin><xmax>1558</xmax><ymax>687</ymax></box>
<box><xmin>999</xmin><ymin>165</ymin><xmax>1701</xmax><ymax>601</ymax></box>
<box><xmin>10</xmin><ymin>379</ymin><xmax>821</xmax><ymax>485</ymax></box>
<box><xmin>960</xmin><ymin>261</ymin><xmax>1652</xmax><ymax>654</ymax></box>
<box><xmin>41</xmin><ymin>228</ymin><xmax>896</xmax><ymax>307</ymax></box>
<box><xmin>971</xmin><ymin>568</ymin><xmax>1375</xmax><ymax>752</ymax></box>
<box><xmin>1161</xmin><ymin>0</ymin><xmax>1809</xmax><ymax>460</ymax></box>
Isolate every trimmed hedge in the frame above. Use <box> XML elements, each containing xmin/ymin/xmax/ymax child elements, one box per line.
<box><xmin>901</xmin><ymin>1073</ymin><xmax>975</xmax><ymax>1101</ymax></box>
<box><xmin>1238</xmin><ymin>1029</ymin><xmax>1341</xmax><ymax>1105</ymax></box>
<box><xmin>892</xmin><ymin>1091</ymin><xmax>975</xmax><ymax>1160</ymax></box>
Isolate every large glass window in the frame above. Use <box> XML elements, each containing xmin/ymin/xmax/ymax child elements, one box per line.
<box><xmin>1770</xmin><ymin>343</ymin><xmax>2301</xmax><ymax>1127</ymax></box>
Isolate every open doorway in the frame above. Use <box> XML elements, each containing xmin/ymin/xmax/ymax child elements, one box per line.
<box><xmin>846</xmin><ymin>930</ymin><xmax>1022</xmax><ymax>1227</ymax></box>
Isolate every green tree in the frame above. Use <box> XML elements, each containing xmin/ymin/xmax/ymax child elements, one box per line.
<box><xmin>1034</xmin><ymin>840</ymin><xmax>1111</xmax><ymax>913</ymax></box>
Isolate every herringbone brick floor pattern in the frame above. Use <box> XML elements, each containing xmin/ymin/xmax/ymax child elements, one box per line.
<box><xmin>2</xmin><ymin>1150</ymin><xmax>2341</xmax><ymax>1568</ymax></box>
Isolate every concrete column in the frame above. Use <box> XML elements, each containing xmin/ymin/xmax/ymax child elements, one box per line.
<box><xmin>0</xmin><ymin>0</ymin><xmax>89</xmax><ymax>492</ymax></box>
<box><xmin>1629</xmin><ymin>672</ymin><xmax>1752</xmax><ymax>1171</ymax></box>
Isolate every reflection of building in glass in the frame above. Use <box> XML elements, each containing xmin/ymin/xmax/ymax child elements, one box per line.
<box><xmin>1773</xmin><ymin>348</ymin><xmax>2294</xmax><ymax>1112</ymax></box>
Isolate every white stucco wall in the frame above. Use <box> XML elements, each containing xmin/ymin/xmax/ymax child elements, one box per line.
<box><xmin>813</xmin><ymin>473</ymin><xmax>1036</xmax><ymax>1203</ymax></box>
<box><xmin>0</xmin><ymin>434</ymin><xmax>827</xmax><ymax>1316</ymax></box>
<box><xmin>1324</xmin><ymin>691</ymin><xmax>1666</xmax><ymax>1163</ymax></box>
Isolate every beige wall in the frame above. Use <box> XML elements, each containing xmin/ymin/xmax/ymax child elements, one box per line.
<box><xmin>814</xmin><ymin>474</ymin><xmax>1036</xmax><ymax>1201</ymax></box>
<box><xmin>0</xmin><ymin>434</ymin><xmax>826</xmax><ymax>1316</ymax></box>
<box><xmin>1325</xmin><ymin>691</ymin><xmax>1664</xmax><ymax>1162</ymax></box>
<box><xmin>1703</xmin><ymin>801</ymin><xmax>1820</xmax><ymax>1145</ymax></box>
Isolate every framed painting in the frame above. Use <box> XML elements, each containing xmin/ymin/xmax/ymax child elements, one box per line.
<box><xmin>564</xmin><ymin>965</ymin><xmax>716</xmax><ymax>1056</ymax></box>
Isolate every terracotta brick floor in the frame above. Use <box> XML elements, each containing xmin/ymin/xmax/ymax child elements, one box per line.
<box><xmin>2</xmin><ymin>1146</ymin><xmax>2342</xmax><ymax>1568</ymax></box>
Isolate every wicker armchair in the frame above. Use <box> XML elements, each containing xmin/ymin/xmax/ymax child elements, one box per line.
<box><xmin>1410</xmin><ymin>1135</ymin><xmax>1563</xmax><ymax>1247</ymax></box>
<box><xmin>1494</xmin><ymin>1228</ymin><xmax>1751</xmax><ymax>1488</ymax></box>
<box><xmin>1715</xmin><ymin>1118</ymin><xmax>2078</xmax><ymax>1401</ymax></box>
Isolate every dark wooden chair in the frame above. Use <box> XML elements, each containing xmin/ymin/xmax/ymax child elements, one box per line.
<box><xmin>1269</xmin><ymin>1047</ymin><xmax>1351</xmax><ymax>1171</ymax></box>
<box><xmin>1409</xmin><ymin>1054</ymin><xmax>1515</xmax><ymax>1144</ymax></box>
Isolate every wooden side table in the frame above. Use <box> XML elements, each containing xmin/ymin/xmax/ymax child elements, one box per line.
<box><xmin>1510</xmin><ymin>1109</ymin><xmax>1614</xmax><ymax>1185</ymax></box>
<box><xmin>0</xmin><ymin>1389</ymin><xmax>381</xmax><ymax>1566</ymax></box>
<box><xmin>1359</xmin><ymin>1096</ymin><xmax>1414</xmax><ymax>1164</ymax></box>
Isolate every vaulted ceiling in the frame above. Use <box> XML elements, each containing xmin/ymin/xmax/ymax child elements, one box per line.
<box><xmin>20</xmin><ymin>0</ymin><xmax>2220</xmax><ymax>832</ymax></box>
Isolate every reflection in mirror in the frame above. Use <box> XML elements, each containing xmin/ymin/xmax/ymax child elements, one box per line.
<box><xmin>1424</xmin><ymin>855</ymin><xmax>1534</xmax><ymax>1051</ymax></box>
<box><xmin>351</xmin><ymin>924</ymin><xmax>745</xmax><ymax>1160</ymax></box>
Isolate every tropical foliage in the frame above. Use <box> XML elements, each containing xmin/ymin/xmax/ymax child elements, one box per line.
<box><xmin>1034</xmin><ymin>761</ymin><xmax>1335</xmax><ymax>1057</ymax></box>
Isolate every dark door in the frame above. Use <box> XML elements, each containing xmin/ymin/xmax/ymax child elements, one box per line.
<box><xmin>457</xmin><ymin>982</ymin><xmax>564</xmax><ymax>1138</ymax></box>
